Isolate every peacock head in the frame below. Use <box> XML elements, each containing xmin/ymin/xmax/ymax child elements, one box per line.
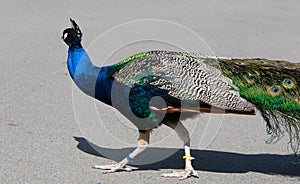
<box><xmin>62</xmin><ymin>19</ymin><xmax>82</xmax><ymax>47</ymax></box>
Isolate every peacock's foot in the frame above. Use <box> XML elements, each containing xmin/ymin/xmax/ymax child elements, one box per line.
<box><xmin>161</xmin><ymin>169</ymin><xmax>199</xmax><ymax>180</ymax></box>
<box><xmin>93</xmin><ymin>163</ymin><xmax>134</xmax><ymax>173</ymax></box>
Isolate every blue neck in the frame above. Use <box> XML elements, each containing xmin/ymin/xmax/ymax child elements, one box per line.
<box><xmin>67</xmin><ymin>46</ymin><xmax>113</xmax><ymax>105</ymax></box>
<box><xmin>67</xmin><ymin>46</ymin><xmax>87</xmax><ymax>79</ymax></box>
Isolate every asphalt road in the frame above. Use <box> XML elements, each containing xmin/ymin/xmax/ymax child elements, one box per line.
<box><xmin>1</xmin><ymin>0</ymin><xmax>300</xmax><ymax>183</ymax></box>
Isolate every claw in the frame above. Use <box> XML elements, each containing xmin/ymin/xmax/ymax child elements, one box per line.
<box><xmin>161</xmin><ymin>169</ymin><xmax>199</xmax><ymax>180</ymax></box>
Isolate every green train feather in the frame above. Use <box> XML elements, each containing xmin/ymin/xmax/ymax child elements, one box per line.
<box><xmin>217</xmin><ymin>58</ymin><xmax>300</xmax><ymax>153</ymax></box>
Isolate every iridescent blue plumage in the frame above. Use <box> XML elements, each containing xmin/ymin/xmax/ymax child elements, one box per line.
<box><xmin>63</xmin><ymin>20</ymin><xmax>115</xmax><ymax>106</ymax></box>
<box><xmin>94</xmin><ymin>67</ymin><xmax>114</xmax><ymax>106</ymax></box>
<box><xmin>67</xmin><ymin>46</ymin><xmax>117</xmax><ymax>106</ymax></box>
<box><xmin>67</xmin><ymin>47</ymin><xmax>88</xmax><ymax>79</ymax></box>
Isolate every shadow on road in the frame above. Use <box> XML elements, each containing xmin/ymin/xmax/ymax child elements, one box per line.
<box><xmin>74</xmin><ymin>136</ymin><xmax>300</xmax><ymax>176</ymax></box>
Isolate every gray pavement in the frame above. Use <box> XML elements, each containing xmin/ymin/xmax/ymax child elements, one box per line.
<box><xmin>1</xmin><ymin>0</ymin><xmax>300</xmax><ymax>183</ymax></box>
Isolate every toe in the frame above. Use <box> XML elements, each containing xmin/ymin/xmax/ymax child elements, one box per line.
<box><xmin>192</xmin><ymin>170</ymin><xmax>199</xmax><ymax>178</ymax></box>
<box><xmin>162</xmin><ymin>169</ymin><xmax>198</xmax><ymax>180</ymax></box>
<box><xmin>179</xmin><ymin>170</ymin><xmax>191</xmax><ymax>180</ymax></box>
<box><xmin>102</xmin><ymin>170</ymin><xmax>115</xmax><ymax>174</ymax></box>
<box><xmin>94</xmin><ymin>163</ymin><xmax>135</xmax><ymax>173</ymax></box>
<box><xmin>161</xmin><ymin>170</ymin><xmax>185</xmax><ymax>178</ymax></box>
<box><xmin>93</xmin><ymin>164</ymin><xmax>116</xmax><ymax>170</ymax></box>
<box><xmin>122</xmin><ymin>166</ymin><xmax>133</xmax><ymax>172</ymax></box>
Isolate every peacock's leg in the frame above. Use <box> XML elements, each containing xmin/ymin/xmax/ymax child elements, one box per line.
<box><xmin>161</xmin><ymin>121</ymin><xmax>199</xmax><ymax>180</ymax></box>
<box><xmin>94</xmin><ymin>130</ymin><xmax>150</xmax><ymax>173</ymax></box>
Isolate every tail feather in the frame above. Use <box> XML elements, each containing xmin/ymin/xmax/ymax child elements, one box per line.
<box><xmin>218</xmin><ymin>58</ymin><xmax>300</xmax><ymax>154</ymax></box>
<box><xmin>262</xmin><ymin>109</ymin><xmax>300</xmax><ymax>153</ymax></box>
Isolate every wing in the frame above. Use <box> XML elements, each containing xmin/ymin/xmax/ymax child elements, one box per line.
<box><xmin>113</xmin><ymin>51</ymin><xmax>255</xmax><ymax>112</ymax></box>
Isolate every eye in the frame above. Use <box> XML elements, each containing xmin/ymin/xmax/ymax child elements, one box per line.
<box><xmin>268</xmin><ymin>86</ymin><xmax>281</xmax><ymax>96</ymax></box>
<box><xmin>63</xmin><ymin>33</ymin><xmax>68</xmax><ymax>40</ymax></box>
<box><xmin>282</xmin><ymin>79</ymin><xmax>295</xmax><ymax>89</ymax></box>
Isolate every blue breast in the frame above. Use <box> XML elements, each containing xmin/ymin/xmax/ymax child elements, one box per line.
<box><xmin>95</xmin><ymin>66</ymin><xmax>114</xmax><ymax>106</ymax></box>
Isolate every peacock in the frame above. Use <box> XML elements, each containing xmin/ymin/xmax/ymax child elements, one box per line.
<box><xmin>62</xmin><ymin>19</ymin><xmax>300</xmax><ymax>180</ymax></box>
